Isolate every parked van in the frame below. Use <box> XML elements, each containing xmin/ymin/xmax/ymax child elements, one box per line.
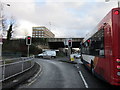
<box><xmin>37</xmin><ymin>50</ymin><xmax>56</xmax><ymax>58</ymax></box>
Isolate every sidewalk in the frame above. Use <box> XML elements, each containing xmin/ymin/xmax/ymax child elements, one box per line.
<box><xmin>2</xmin><ymin>62</ymin><xmax>40</xmax><ymax>89</ymax></box>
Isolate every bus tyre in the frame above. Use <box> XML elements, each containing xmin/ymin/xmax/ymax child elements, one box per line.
<box><xmin>51</xmin><ymin>56</ymin><xmax>55</xmax><ymax>58</ymax></box>
<box><xmin>81</xmin><ymin>57</ymin><xmax>83</xmax><ymax>62</ymax></box>
<box><xmin>91</xmin><ymin>61</ymin><xmax>94</xmax><ymax>75</ymax></box>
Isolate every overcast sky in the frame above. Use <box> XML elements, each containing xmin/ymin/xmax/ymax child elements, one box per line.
<box><xmin>1</xmin><ymin>0</ymin><xmax>118</xmax><ymax>38</ymax></box>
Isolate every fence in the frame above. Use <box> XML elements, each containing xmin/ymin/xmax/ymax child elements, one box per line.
<box><xmin>0</xmin><ymin>56</ymin><xmax>34</xmax><ymax>82</ymax></box>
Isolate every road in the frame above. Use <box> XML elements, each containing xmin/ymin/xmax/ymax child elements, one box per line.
<box><xmin>17</xmin><ymin>58</ymin><xmax>117</xmax><ymax>88</ymax></box>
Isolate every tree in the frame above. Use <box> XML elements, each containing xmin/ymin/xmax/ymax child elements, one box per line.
<box><xmin>7</xmin><ymin>24</ymin><xmax>13</xmax><ymax>40</ymax></box>
<box><xmin>2</xmin><ymin>16</ymin><xmax>17</xmax><ymax>40</ymax></box>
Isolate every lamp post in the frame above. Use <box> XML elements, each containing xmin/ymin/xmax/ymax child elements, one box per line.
<box><xmin>0</xmin><ymin>1</ymin><xmax>10</xmax><ymax>31</ymax></box>
<box><xmin>0</xmin><ymin>1</ymin><xmax>10</xmax><ymax>88</ymax></box>
<box><xmin>0</xmin><ymin>1</ymin><xmax>10</xmax><ymax>57</ymax></box>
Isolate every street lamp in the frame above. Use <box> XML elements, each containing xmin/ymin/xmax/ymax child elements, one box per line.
<box><xmin>0</xmin><ymin>2</ymin><xmax>10</xmax><ymax>40</ymax></box>
<box><xmin>0</xmin><ymin>1</ymin><xmax>10</xmax><ymax>56</ymax></box>
<box><xmin>0</xmin><ymin>2</ymin><xmax>10</xmax><ymax>87</ymax></box>
<box><xmin>0</xmin><ymin>2</ymin><xmax>10</xmax><ymax>31</ymax></box>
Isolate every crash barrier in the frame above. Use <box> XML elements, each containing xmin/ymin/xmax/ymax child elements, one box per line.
<box><xmin>0</xmin><ymin>56</ymin><xmax>34</xmax><ymax>82</ymax></box>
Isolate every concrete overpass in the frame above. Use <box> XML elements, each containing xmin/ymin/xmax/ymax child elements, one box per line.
<box><xmin>32</xmin><ymin>38</ymin><xmax>83</xmax><ymax>49</ymax></box>
<box><xmin>48</xmin><ymin>38</ymin><xmax>83</xmax><ymax>49</ymax></box>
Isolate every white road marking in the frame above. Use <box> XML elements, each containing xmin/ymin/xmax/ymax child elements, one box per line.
<box><xmin>27</xmin><ymin>78</ymin><xmax>37</xmax><ymax>86</ymax></box>
<box><xmin>27</xmin><ymin>62</ymin><xmax>43</xmax><ymax>86</ymax></box>
<box><xmin>78</xmin><ymin>71</ymin><xmax>88</xmax><ymax>88</ymax></box>
<box><xmin>13</xmin><ymin>79</ymin><xmax>18</xmax><ymax>83</ymax></box>
<box><xmin>77</xmin><ymin>66</ymin><xmax>79</xmax><ymax>68</ymax></box>
<box><xmin>59</xmin><ymin>62</ymin><xmax>63</xmax><ymax>63</ymax></box>
<box><xmin>74</xmin><ymin>64</ymin><xmax>79</xmax><ymax>68</ymax></box>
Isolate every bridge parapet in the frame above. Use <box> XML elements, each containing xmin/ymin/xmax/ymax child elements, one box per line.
<box><xmin>48</xmin><ymin>38</ymin><xmax>83</xmax><ymax>42</ymax></box>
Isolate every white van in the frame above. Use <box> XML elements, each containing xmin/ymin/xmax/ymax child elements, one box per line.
<box><xmin>38</xmin><ymin>50</ymin><xmax>56</xmax><ymax>58</ymax></box>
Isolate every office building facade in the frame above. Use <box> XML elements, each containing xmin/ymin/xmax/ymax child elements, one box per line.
<box><xmin>32</xmin><ymin>26</ymin><xmax>55</xmax><ymax>38</ymax></box>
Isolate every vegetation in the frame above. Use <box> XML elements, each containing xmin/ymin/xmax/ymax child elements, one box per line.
<box><xmin>2</xmin><ymin>39</ymin><xmax>42</xmax><ymax>57</ymax></box>
<box><xmin>57</xmin><ymin>51</ymin><xmax>66</xmax><ymax>57</ymax></box>
<box><xmin>2</xmin><ymin>16</ymin><xmax>17</xmax><ymax>40</ymax></box>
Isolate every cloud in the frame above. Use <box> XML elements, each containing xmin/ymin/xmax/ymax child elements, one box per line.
<box><xmin>2</xmin><ymin>0</ymin><xmax>118</xmax><ymax>38</ymax></box>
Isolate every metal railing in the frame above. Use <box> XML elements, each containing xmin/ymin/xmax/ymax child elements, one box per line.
<box><xmin>0</xmin><ymin>56</ymin><xmax>35</xmax><ymax>82</ymax></box>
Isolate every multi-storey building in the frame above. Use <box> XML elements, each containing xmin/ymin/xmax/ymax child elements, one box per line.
<box><xmin>32</xmin><ymin>26</ymin><xmax>55</xmax><ymax>38</ymax></box>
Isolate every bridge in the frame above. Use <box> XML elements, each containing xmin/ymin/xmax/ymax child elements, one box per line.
<box><xmin>32</xmin><ymin>38</ymin><xmax>84</xmax><ymax>49</ymax></box>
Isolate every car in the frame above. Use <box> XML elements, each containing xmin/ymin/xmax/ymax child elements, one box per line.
<box><xmin>74</xmin><ymin>53</ymin><xmax>81</xmax><ymax>59</ymax></box>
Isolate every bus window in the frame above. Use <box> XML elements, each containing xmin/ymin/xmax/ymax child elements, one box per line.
<box><xmin>81</xmin><ymin>29</ymin><xmax>104</xmax><ymax>57</ymax></box>
<box><xmin>89</xmin><ymin>29</ymin><xmax>105</xmax><ymax>57</ymax></box>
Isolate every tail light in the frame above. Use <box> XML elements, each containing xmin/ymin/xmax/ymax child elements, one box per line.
<box><xmin>114</xmin><ymin>10</ymin><xmax>119</xmax><ymax>15</ymax></box>
<box><xmin>117</xmin><ymin>65</ymin><xmax>120</xmax><ymax>69</ymax></box>
<box><xmin>116</xmin><ymin>59</ymin><xmax>120</xmax><ymax>76</ymax></box>
<box><xmin>116</xmin><ymin>59</ymin><xmax>120</xmax><ymax>63</ymax></box>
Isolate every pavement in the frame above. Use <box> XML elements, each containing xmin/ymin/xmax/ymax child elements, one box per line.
<box><xmin>2</xmin><ymin>62</ymin><xmax>40</xmax><ymax>90</ymax></box>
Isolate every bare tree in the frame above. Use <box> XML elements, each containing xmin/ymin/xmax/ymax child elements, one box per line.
<box><xmin>7</xmin><ymin>16</ymin><xmax>16</xmax><ymax>40</ymax></box>
<box><xmin>2</xmin><ymin>16</ymin><xmax>18</xmax><ymax>40</ymax></box>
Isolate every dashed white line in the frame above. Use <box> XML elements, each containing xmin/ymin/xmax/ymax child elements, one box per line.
<box><xmin>76</xmin><ymin>66</ymin><xmax>79</xmax><ymax>68</ymax></box>
<box><xmin>78</xmin><ymin>71</ymin><xmax>89</xmax><ymax>88</ymax></box>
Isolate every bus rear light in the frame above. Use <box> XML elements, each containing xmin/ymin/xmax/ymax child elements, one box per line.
<box><xmin>116</xmin><ymin>59</ymin><xmax>120</xmax><ymax>63</ymax></box>
<box><xmin>117</xmin><ymin>65</ymin><xmax>120</xmax><ymax>69</ymax></box>
<box><xmin>114</xmin><ymin>10</ymin><xmax>119</xmax><ymax>15</ymax></box>
<box><xmin>117</xmin><ymin>72</ymin><xmax>120</xmax><ymax>76</ymax></box>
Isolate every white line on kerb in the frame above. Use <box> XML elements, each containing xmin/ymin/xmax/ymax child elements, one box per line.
<box><xmin>27</xmin><ymin>62</ymin><xmax>43</xmax><ymax>86</ymax></box>
<box><xmin>78</xmin><ymin>71</ymin><xmax>89</xmax><ymax>88</ymax></box>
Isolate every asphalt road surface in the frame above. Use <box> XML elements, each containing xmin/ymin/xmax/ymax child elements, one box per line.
<box><xmin>17</xmin><ymin>58</ymin><xmax>119</xmax><ymax>89</ymax></box>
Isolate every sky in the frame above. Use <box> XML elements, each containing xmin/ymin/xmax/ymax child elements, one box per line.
<box><xmin>1</xmin><ymin>0</ymin><xmax>118</xmax><ymax>38</ymax></box>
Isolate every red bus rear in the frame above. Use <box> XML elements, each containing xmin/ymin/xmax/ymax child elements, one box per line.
<box><xmin>81</xmin><ymin>8</ymin><xmax>120</xmax><ymax>86</ymax></box>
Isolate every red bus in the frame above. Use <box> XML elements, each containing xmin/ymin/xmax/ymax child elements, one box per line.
<box><xmin>81</xmin><ymin>8</ymin><xmax>120</xmax><ymax>86</ymax></box>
